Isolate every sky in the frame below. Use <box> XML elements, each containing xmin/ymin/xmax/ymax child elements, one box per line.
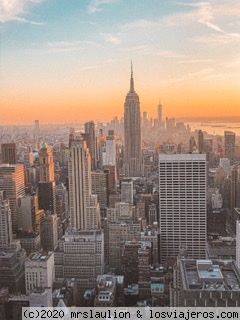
<box><xmin>1</xmin><ymin>0</ymin><xmax>240</xmax><ymax>124</ymax></box>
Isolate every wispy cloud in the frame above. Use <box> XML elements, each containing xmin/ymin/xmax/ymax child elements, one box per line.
<box><xmin>194</xmin><ymin>34</ymin><xmax>240</xmax><ymax>44</ymax></box>
<box><xmin>122</xmin><ymin>45</ymin><xmax>186</xmax><ymax>59</ymax></box>
<box><xmin>178</xmin><ymin>59</ymin><xmax>215</xmax><ymax>64</ymax></box>
<box><xmin>165</xmin><ymin>67</ymin><xmax>214</xmax><ymax>83</ymax></box>
<box><xmin>47</xmin><ymin>40</ymin><xmax>102</xmax><ymax>53</ymax></box>
<box><xmin>100</xmin><ymin>33</ymin><xmax>121</xmax><ymax>45</ymax></box>
<box><xmin>177</xmin><ymin>1</ymin><xmax>240</xmax><ymax>38</ymax></box>
<box><xmin>79</xmin><ymin>59</ymin><xmax>118</xmax><ymax>71</ymax></box>
<box><xmin>0</xmin><ymin>0</ymin><xmax>45</xmax><ymax>24</ymax></box>
<box><xmin>87</xmin><ymin>0</ymin><xmax>118</xmax><ymax>14</ymax></box>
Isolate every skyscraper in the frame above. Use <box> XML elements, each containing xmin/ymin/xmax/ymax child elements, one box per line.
<box><xmin>1</xmin><ymin>143</ymin><xmax>17</xmax><ymax>164</ymax></box>
<box><xmin>34</xmin><ymin>120</ymin><xmax>40</xmax><ymax>132</ymax></box>
<box><xmin>157</xmin><ymin>102</ymin><xmax>162</xmax><ymax>125</ymax></box>
<box><xmin>68</xmin><ymin>136</ymin><xmax>100</xmax><ymax>230</ymax></box>
<box><xmin>224</xmin><ymin>131</ymin><xmax>235</xmax><ymax>162</ymax></box>
<box><xmin>198</xmin><ymin>130</ymin><xmax>204</xmax><ymax>153</ymax></box>
<box><xmin>0</xmin><ymin>191</ymin><xmax>12</xmax><ymax>250</ymax></box>
<box><xmin>0</xmin><ymin>164</ymin><xmax>25</xmax><ymax>233</ymax></box>
<box><xmin>123</xmin><ymin>63</ymin><xmax>142</xmax><ymax>177</ymax></box>
<box><xmin>39</xmin><ymin>143</ymin><xmax>55</xmax><ymax>182</ymax></box>
<box><xmin>104</xmin><ymin>130</ymin><xmax>116</xmax><ymax>166</ymax></box>
<box><xmin>84</xmin><ymin>121</ymin><xmax>97</xmax><ymax>170</ymax></box>
<box><xmin>38</xmin><ymin>143</ymin><xmax>56</xmax><ymax>214</ymax></box>
<box><xmin>159</xmin><ymin>154</ymin><xmax>206</xmax><ymax>262</ymax></box>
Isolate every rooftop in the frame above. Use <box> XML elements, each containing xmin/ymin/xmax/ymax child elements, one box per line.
<box><xmin>180</xmin><ymin>259</ymin><xmax>240</xmax><ymax>292</ymax></box>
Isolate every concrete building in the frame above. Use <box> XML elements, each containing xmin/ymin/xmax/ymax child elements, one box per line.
<box><xmin>38</xmin><ymin>143</ymin><xmax>56</xmax><ymax>214</ymax></box>
<box><xmin>84</xmin><ymin>121</ymin><xmax>97</xmax><ymax>170</ymax></box>
<box><xmin>107</xmin><ymin>202</ymin><xmax>132</xmax><ymax>222</ymax></box>
<box><xmin>54</xmin><ymin>229</ymin><xmax>104</xmax><ymax>297</ymax></box>
<box><xmin>108</xmin><ymin>220</ymin><xmax>141</xmax><ymax>273</ymax></box>
<box><xmin>197</xmin><ymin>130</ymin><xmax>204</xmax><ymax>153</ymax></box>
<box><xmin>41</xmin><ymin>212</ymin><xmax>58</xmax><ymax>252</ymax></box>
<box><xmin>0</xmin><ymin>241</ymin><xmax>26</xmax><ymax>293</ymax></box>
<box><xmin>121</xmin><ymin>179</ymin><xmax>133</xmax><ymax>205</ymax></box>
<box><xmin>1</xmin><ymin>143</ymin><xmax>17</xmax><ymax>164</ymax></box>
<box><xmin>0</xmin><ymin>191</ymin><xmax>12</xmax><ymax>250</ymax></box>
<box><xmin>94</xmin><ymin>274</ymin><xmax>124</xmax><ymax>307</ymax></box>
<box><xmin>102</xmin><ymin>130</ymin><xmax>116</xmax><ymax>166</ymax></box>
<box><xmin>236</xmin><ymin>221</ymin><xmax>240</xmax><ymax>270</ymax></box>
<box><xmin>68</xmin><ymin>137</ymin><xmax>100</xmax><ymax>230</ymax></box>
<box><xmin>17</xmin><ymin>230</ymin><xmax>41</xmax><ymax>255</ymax></box>
<box><xmin>25</xmin><ymin>251</ymin><xmax>55</xmax><ymax>294</ymax></box>
<box><xmin>39</xmin><ymin>143</ymin><xmax>55</xmax><ymax>182</ymax></box>
<box><xmin>91</xmin><ymin>170</ymin><xmax>108</xmax><ymax>214</ymax></box>
<box><xmin>159</xmin><ymin>154</ymin><xmax>207</xmax><ymax>262</ymax></box>
<box><xmin>17</xmin><ymin>195</ymin><xmax>35</xmax><ymax>230</ymax></box>
<box><xmin>123</xmin><ymin>64</ymin><xmax>142</xmax><ymax>177</ymax></box>
<box><xmin>172</xmin><ymin>259</ymin><xmax>240</xmax><ymax>307</ymax></box>
<box><xmin>0</xmin><ymin>164</ymin><xmax>25</xmax><ymax>233</ymax></box>
<box><xmin>224</xmin><ymin>131</ymin><xmax>235</xmax><ymax>162</ymax></box>
<box><xmin>141</xmin><ymin>229</ymin><xmax>159</xmax><ymax>265</ymax></box>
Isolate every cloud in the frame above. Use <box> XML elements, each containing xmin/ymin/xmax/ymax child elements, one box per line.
<box><xmin>122</xmin><ymin>45</ymin><xmax>186</xmax><ymax>59</ymax></box>
<box><xmin>0</xmin><ymin>0</ymin><xmax>45</xmax><ymax>24</ymax></box>
<box><xmin>47</xmin><ymin>40</ymin><xmax>102</xmax><ymax>53</ymax></box>
<box><xmin>87</xmin><ymin>0</ymin><xmax>118</xmax><ymax>14</ymax></box>
<box><xmin>195</xmin><ymin>2</ymin><xmax>240</xmax><ymax>37</ymax></box>
<box><xmin>100</xmin><ymin>33</ymin><xmax>121</xmax><ymax>45</ymax></box>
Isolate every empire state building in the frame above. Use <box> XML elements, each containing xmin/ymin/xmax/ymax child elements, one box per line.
<box><xmin>123</xmin><ymin>64</ymin><xmax>142</xmax><ymax>177</ymax></box>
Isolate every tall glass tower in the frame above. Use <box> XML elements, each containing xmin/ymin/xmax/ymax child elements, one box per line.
<box><xmin>123</xmin><ymin>63</ymin><xmax>142</xmax><ymax>177</ymax></box>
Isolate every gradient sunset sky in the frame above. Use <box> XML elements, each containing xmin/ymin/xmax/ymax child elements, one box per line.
<box><xmin>1</xmin><ymin>0</ymin><xmax>240</xmax><ymax>124</ymax></box>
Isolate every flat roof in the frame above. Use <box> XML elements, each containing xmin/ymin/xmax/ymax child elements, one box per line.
<box><xmin>180</xmin><ymin>259</ymin><xmax>240</xmax><ymax>291</ymax></box>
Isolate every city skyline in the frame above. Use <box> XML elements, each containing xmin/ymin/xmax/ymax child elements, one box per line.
<box><xmin>1</xmin><ymin>0</ymin><xmax>240</xmax><ymax>124</ymax></box>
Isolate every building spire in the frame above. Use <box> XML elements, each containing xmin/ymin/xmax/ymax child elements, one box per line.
<box><xmin>130</xmin><ymin>60</ymin><xmax>135</xmax><ymax>93</ymax></box>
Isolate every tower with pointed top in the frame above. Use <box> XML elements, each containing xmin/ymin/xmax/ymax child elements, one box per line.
<box><xmin>123</xmin><ymin>63</ymin><xmax>142</xmax><ymax>177</ymax></box>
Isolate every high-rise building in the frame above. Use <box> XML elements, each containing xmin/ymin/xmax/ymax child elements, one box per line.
<box><xmin>0</xmin><ymin>191</ymin><xmax>12</xmax><ymax>250</ymax></box>
<box><xmin>0</xmin><ymin>241</ymin><xmax>26</xmax><ymax>293</ymax></box>
<box><xmin>197</xmin><ymin>130</ymin><xmax>204</xmax><ymax>153</ymax></box>
<box><xmin>231</xmin><ymin>165</ymin><xmax>240</xmax><ymax>210</ymax></box>
<box><xmin>123</xmin><ymin>64</ymin><xmax>142</xmax><ymax>177</ymax></box>
<box><xmin>1</xmin><ymin>143</ymin><xmax>17</xmax><ymax>164</ymax></box>
<box><xmin>120</xmin><ymin>179</ymin><xmax>133</xmax><ymax>205</ymax></box>
<box><xmin>189</xmin><ymin>136</ymin><xmax>197</xmax><ymax>153</ymax></box>
<box><xmin>91</xmin><ymin>170</ymin><xmax>109</xmax><ymax>213</ymax></box>
<box><xmin>236</xmin><ymin>221</ymin><xmax>240</xmax><ymax>270</ymax></box>
<box><xmin>41</xmin><ymin>212</ymin><xmax>58</xmax><ymax>252</ymax></box>
<box><xmin>0</xmin><ymin>164</ymin><xmax>25</xmax><ymax>233</ymax></box>
<box><xmin>103</xmin><ymin>165</ymin><xmax>117</xmax><ymax>193</ymax></box>
<box><xmin>157</xmin><ymin>102</ymin><xmax>162</xmax><ymax>125</ymax></box>
<box><xmin>172</xmin><ymin>259</ymin><xmax>240</xmax><ymax>307</ymax></box>
<box><xmin>34</xmin><ymin>120</ymin><xmax>40</xmax><ymax>132</ymax></box>
<box><xmin>84</xmin><ymin>121</ymin><xmax>97</xmax><ymax>170</ymax></box>
<box><xmin>159</xmin><ymin>154</ymin><xmax>207</xmax><ymax>262</ymax></box>
<box><xmin>224</xmin><ymin>131</ymin><xmax>235</xmax><ymax>162</ymax></box>
<box><xmin>68</xmin><ymin>136</ymin><xmax>100</xmax><ymax>230</ymax></box>
<box><xmin>142</xmin><ymin>112</ymin><xmax>148</xmax><ymax>129</ymax></box>
<box><xmin>39</xmin><ymin>143</ymin><xmax>55</xmax><ymax>182</ymax></box>
<box><xmin>38</xmin><ymin>181</ymin><xmax>56</xmax><ymax>214</ymax></box>
<box><xmin>103</xmin><ymin>130</ymin><xmax>116</xmax><ymax>166</ymax></box>
<box><xmin>25</xmin><ymin>252</ymin><xmax>55</xmax><ymax>294</ymax></box>
<box><xmin>55</xmin><ymin>229</ymin><xmax>104</xmax><ymax>296</ymax></box>
<box><xmin>108</xmin><ymin>220</ymin><xmax>141</xmax><ymax>273</ymax></box>
<box><xmin>38</xmin><ymin>143</ymin><xmax>56</xmax><ymax>214</ymax></box>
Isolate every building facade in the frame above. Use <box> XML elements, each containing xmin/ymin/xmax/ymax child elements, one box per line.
<box><xmin>159</xmin><ymin>154</ymin><xmax>207</xmax><ymax>262</ymax></box>
<box><xmin>68</xmin><ymin>137</ymin><xmax>99</xmax><ymax>230</ymax></box>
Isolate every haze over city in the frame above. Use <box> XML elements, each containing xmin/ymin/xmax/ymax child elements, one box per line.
<box><xmin>1</xmin><ymin>0</ymin><xmax>240</xmax><ymax>124</ymax></box>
